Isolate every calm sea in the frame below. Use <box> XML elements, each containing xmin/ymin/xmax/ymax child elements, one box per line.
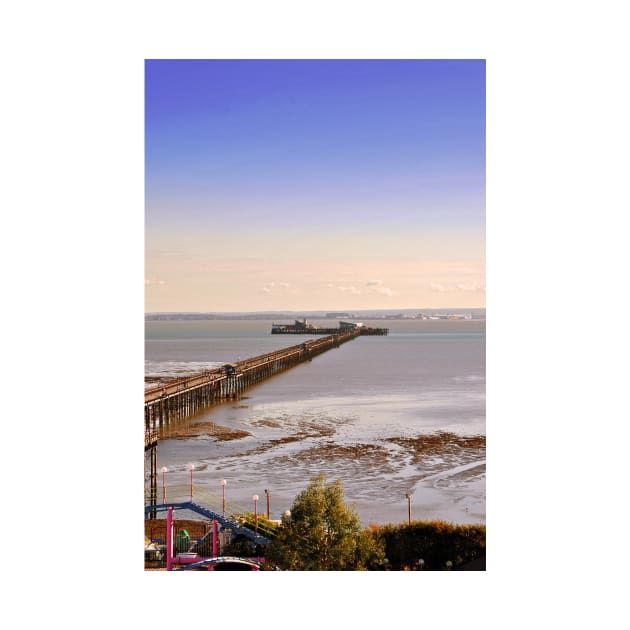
<box><xmin>145</xmin><ymin>316</ymin><xmax>486</xmax><ymax>526</ymax></box>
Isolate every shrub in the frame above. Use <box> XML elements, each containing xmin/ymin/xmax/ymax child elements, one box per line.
<box><xmin>378</xmin><ymin>520</ymin><xmax>485</xmax><ymax>570</ymax></box>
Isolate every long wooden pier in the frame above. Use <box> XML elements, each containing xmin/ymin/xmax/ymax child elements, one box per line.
<box><xmin>144</xmin><ymin>329</ymin><xmax>361</xmax><ymax>516</ymax></box>
<box><xmin>144</xmin><ymin>328</ymin><xmax>360</xmax><ymax>435</ymax></box>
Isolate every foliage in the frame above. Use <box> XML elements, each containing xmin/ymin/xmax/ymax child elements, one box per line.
<box><xmin>265</xmin><ymin>473</ymin><xmax>386</xmax><ymax>570</ymax></box>
<box><xmin>378</xmin><ymin>520</ymin><xmax>486</xmax><ymax>570</ymax></box>
<box><xmin>221</xmin><ymin>533</ymin><xmax>265</xmax><ymax>558</ymax></box>
<box><xmin>216</xmin><ymin>514</ymin><xmax>280</xmax><ymax>558</ymax></box>
<box><xmin>238</xmin><ymin>513</ymin><xmax>280</xmax><ymax>539</ymax></box>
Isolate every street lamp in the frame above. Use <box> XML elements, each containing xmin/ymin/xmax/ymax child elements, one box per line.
<box><xmin>188</xmin><ymin>463</ymin><xmax>194</xmax><ymax>500</ymax></box>
<box><xmin>264</xmin><ymin>488</ymin><xmax>270</xmax><ymax>519</ymax></box>
<box><xmin>221</xmin><ymin>479</ymin><xmax>227</xmax><ymax>517</ymax></box>
<box><xmin>283</xmin><ymin>510</ymin><xmax>291</xmax><ymax>524</ymax></box>
<box><xmin>405</xmin><ymin>493</ymin><xmax>412</xmax><ymax>525</ymax></box>
<box><xmin>253</xmin><ymin>495</ymin><xmax>259</xmax><ymax>532</ymax></box>
<box><xmin>161</xmin><ymin>467</ymin><xmax>167</xmax><ymax>503</ymax></box>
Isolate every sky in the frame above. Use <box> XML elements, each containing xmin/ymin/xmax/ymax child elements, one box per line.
<box><xmin>145</xmin><ymin>59</ymin><xmax>485</xmax><ymax>312</ymax></box>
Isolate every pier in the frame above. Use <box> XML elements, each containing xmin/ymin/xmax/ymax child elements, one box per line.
<box><xmin>271</xmin><ymin>319</ymin><xmax>388</xmax><ymax>335</ymax></box>
<box><xmin>144</xmin><ymin>329</ymin><xmax>361</xmax><ymax>515</ymax></box>
<box><xmin>144</xmin><ymin>328</ymin><xmax>360</xmax><ymax>431</ymax></box>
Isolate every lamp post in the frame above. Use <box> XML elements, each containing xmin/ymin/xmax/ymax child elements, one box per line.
<box><xmin>282</xmin><ymin>510</ymin><xmax>291</xmax><ymax>527</ymax></box>
<box><xmin>405</xmin><ymin>493</ymin><xmax>412</xmax><ymax>525</ymax></box>
<box><xmin>221</xmin><ymin>479</ymin><xmax>227</xmax><ymax>517</ymax></box>
<box><xmin>253</xmin><ymin>494</ymin><xmax>259</xmax><ymax>532</ymax></box>
<box><xmin>264</xmin><ymin>488</ymin><xmax>270</xmax><ymax>519</ymax></box>
<box><xmin>161</xmin><ymin>467</ymin><xmax>167</xmax><ymax>503</ymax></box>
<box><xmin>188</xmin><ymin>463</ymin><xmax>194</xmax><ymax>501</ymax></box>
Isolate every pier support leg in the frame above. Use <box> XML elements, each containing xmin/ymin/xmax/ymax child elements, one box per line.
<box><xmin>148</xmin><ymin>443</ymin><xmax>157</xmax><ymax>519</ymax></box>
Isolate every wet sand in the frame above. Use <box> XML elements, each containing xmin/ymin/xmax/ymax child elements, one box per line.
<box><xmin>153</xmin><ymin>420</ymin><xmax>485</xmax><ymax>525</ymax></box>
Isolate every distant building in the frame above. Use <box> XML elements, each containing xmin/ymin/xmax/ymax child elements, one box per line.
<box><xmin>339</xmin><ymin>321</ymin><xmax>364</xmax><ymax>330</ymax></box>
<box><xmin>326</xmin><ymin>312</ymin><xmax>353</xmax><ymax>319</ymax></box>
<box><xmin>293</xmin><ymin>319</ymin><xmax>312</xmax><ymax>330</ymax></box>
<box><xmin>271</xmin><ymin>319</ymin><xmax>315</xmax><ymax>333</ymax></box>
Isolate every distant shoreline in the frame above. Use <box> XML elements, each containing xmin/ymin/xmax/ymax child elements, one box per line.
<box><xmin>145</xmin><ymin>308</ymin><xmax>486</xmax><ymax>322</ymax></box>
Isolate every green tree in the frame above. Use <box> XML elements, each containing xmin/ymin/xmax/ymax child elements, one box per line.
<box><xmin>265</xmin><ymin>473</ymin><xmax>385</xmax><ymax>570</ymax></box>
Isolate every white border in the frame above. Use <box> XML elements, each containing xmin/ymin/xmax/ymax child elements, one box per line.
<box><xmin>4</xmin><ymin>1</ymin><xmax>628</xmax><ymax>626</ymax></box>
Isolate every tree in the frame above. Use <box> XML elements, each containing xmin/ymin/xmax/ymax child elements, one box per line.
<box><xmin>265</xmin><ymin>473</ymin><xmax>385</xmax><ymax>570</ymax></box>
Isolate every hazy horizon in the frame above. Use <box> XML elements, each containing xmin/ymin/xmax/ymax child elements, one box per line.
<box><xmin>145</xmin><ymin>306</ymin><xmax>486</xmax><ymax>314</ymax></box>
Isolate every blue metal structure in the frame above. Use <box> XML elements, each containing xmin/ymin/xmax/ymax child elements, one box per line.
<box><xmin>144</xmin><ymin>501</ymin><xmax>271</xmax><ymax>546</ymax></box>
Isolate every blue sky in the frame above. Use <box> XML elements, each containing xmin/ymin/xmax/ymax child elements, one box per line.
<box><xmin>145</xmin><ymin>59</ymin><xmax>485</xmax><ymax>311</ymax></box>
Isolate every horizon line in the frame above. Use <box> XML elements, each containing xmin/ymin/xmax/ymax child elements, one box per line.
<box><xmin>145</xmin><ymin>306</ymin><xmax>486</xmax><ymax>314</ymax></box>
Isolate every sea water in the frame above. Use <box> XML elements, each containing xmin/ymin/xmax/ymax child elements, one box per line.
<box><xmin>145</xmin><ymin>316</ymin><xmax>485</xmax><ymax>526</ymax></box>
